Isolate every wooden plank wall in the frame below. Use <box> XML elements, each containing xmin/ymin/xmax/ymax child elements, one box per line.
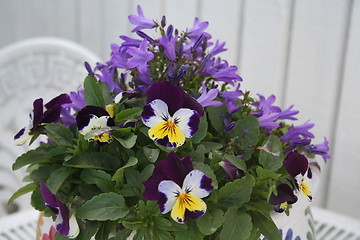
<box><xmin>0</xmin><ymin>0</ymin><xmax>359</xmax><ymax>219</ymax></box>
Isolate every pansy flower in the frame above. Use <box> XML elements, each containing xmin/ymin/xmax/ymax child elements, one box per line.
<box><xmin>284</xmin><ymin>151</ymin><xmax>313</xmax><ymax>201</ymax></box>
<box><xmin>143</xmin><ymin>152</ymin><xmax>213</xmax><ymax>223</ymax></box>
<box><xmin>76</xmin><ymin>106</ymin><xmax>115</xmax><ymax>143</ymax></box>
<box><xmin>269</xmin><ymin>184</ymin><xmax>298</xmax><ymax>213</ymax></box>
<box><xmin>40</xmin><ymin>182</ymin><xmax>79</xmax><ymax>238</ymax></box>
<box><xmin>142</xmin><ymin>81</ymin><xmax>204</xmax><ymax>148</ymax></box>
<box><xmin>14</xmin><ymin>94</ymin><xmax>71</xmax><ymax>145</ymax></box>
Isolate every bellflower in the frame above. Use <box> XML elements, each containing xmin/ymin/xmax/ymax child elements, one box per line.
<box><xmin>141</xmin><ymin>81</ymin><xmax>203</xmax><ymax>148</ymax></box>
<box><xmin>209</xmin><ymin>40</ymin><xmax>227</xmax><ymax>56</ymax></box>
<box><xmin>213</xmin><ymin>62</ymin><xmax>242</xmax><ymax>85</ymax></box>
<box><xmin>128</xmin><ymin>5</ymin><xmax>156</xmax><ymax>32</ymax></box>
<box><xmin>187</xmin><ymin>17</ymin><xmax>211</xmax><ymax>40</ymax></box>
<box><xmin>158</xmin><ymin>30</ymin><xmax>178</xmax><ymax>61</ymax></box>
<box><xmin>281</xmin><ymin>121</ymin><xmax>315</xmax><ymax>142</ymax></box>
<box><xmin>304</xmin><ymin>137</ymin><xmax>330</xmax><ymax>162</ymax></box>
<box><xmin>197</xmin><ymin>82</ymin><xmax>223</xmax><ymax>108</ymax></box>
<box><xmin>284</xmin><ymin>151</ymin><xmax>313</xmax><ymax>201</ymax></box>
<box><xmin>126</xmin><ymin>39</ymin><xmax>154</xmax><ymax>73</ymax></box>
<box><xmin>40</xmin><ymin>182</ymin><xmax>79</xmax><ymax>238</ymax></box>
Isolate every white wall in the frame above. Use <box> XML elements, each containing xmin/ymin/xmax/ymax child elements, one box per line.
<box><xmin>0</xmin><ymin>0</ymin><xmax>359</xmax><ymax>219</ymax></box>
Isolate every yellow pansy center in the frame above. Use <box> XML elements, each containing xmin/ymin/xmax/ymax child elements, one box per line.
<box><xmin>300</xmin><ymin>183</ymin><xmax>311</xmax><ymax>197</ymax></box>
<box><xmin>148</xmin><ymin>119</ymin><xmax>185</xmax><ymax>147</ymax></box>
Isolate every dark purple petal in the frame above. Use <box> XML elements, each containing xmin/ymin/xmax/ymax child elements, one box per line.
<box><xmin>200</xmin><ymin>174</ymin><xmax>213</xmax><ymax>192</ymax></box>
<box><xmin>146</xmin><ymin>81</ymin><xmax>184</xmax><ymax>115</ymax></box>
<box><xmin>143</xmin><ymin>152</ymin><xmax>193</xmax><ymax>201</ymax></box>
<box><xmin>32</xmin><ymin>98</ymin><xmax>44</xmax><ymax>131</ymax></box>
<box><xmin>183</xmin><ymin>209</ymin><xmax>205</xmax><ymax>223</ymax></box>
<box><xmin>42</xmin><ymin>105</ymin><xmax>62</xmax><ymax>124</ymax></box>
<box><xmin>284</xmin><ymin>151</ymin><xmax>309</xmax><ymax>177</ymax></box>
<box><xmin>45</xmin><ymin>94</ymin><xmax>72</xmax><ymax>110</ymax></box>
<box><xmin>56</xmin><ymin>199</ymin><xmax>70</xmax><ymax>236</ymax></box>
<box><xmin>40</xmin><ymin>182</ymin><xmax>58</xmax><ymax>210</ymax></box>
<box><xmin>14</xmin><ymin>127</ymin><xmax>26</xmax><ymax>140</ymax></box>
<box><xmin>141</xmin><ymin>103</ymin><xmax>156</xmax><ymax>122</ymax></box>
<box><xmin>84</xmin><ymin>61</ymin><xmax>94</xmax><ymax>76</ymax></box>
<box><xmin>220</xmin><ymin>160</ymin><xmax>244</xmax><ymax>181</ymax></box>
<box><xmin>269</xmin><ymin>184</ymin><xmax>298</xmax><ymax>206</ymax></box>
<box><xmin>76</xmin><ymin>106</ymin><xmax>113</xmax><ymax>130</ymax></box>
<box><xmin>182</xmin><ymin>93</ymin><xmax>204</xmax><ymax>117</ymax></box>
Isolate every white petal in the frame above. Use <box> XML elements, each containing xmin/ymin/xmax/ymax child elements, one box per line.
<box><xmin>172</xmin><ymin>108</ymin><xmax>198</xmax><ymax>138</ymax></box>
<box><xmin>80</xmin><ymin>115</ymin><xmax>110</xmax><ymax>135</ymax></box>
<box><xmin>158</xmin><ymin>180</ymin><xmax>182</xmax><ymax>214</ymax></box>
<box><xmin>68</xmin><ymin>214</ymin><xmax>80</xmax><ymax>239</ymax></box>
<box><xmin>182</xmin><ymin>170</ymin><xmax>212</xmax><ymax>199</ymax></box>
<box><xmin>142</xmin><ymin>99</ymin><xmax>171</xmax><ymax>128</ymax></box>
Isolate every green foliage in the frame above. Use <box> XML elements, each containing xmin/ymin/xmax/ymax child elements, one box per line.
<box><xmin>84</xmin><ymin>75</ymin><xmax>105</xmax><ymax>107</ymax></box>
<box><xmin>220</xmin><ymin>208</ymin><xmax>252</xmax><ymax>240</ymax></box>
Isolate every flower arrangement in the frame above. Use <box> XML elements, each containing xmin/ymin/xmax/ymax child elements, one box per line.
<box><xmin>11</xmin><ymin>5</ymin><xmax>329</xmax><ymax>240</ymax></box>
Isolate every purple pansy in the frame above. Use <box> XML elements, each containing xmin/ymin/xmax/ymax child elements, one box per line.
<box><xmin>143</xmin><ymin>152</ymin><xmax>213</xmax><ymax>223</ymax></box>
<box><xmin>14</xmin><ymin>94</ymin><xmax>71</xmax><ymax>145</ymax></box>
<box><xmin>40</xmin><ymin>182</ymin><xmax>79</xmax><ymax>238</ymax></box>
<box><xmin>284</xmin><ymin>151</ymin><xmax>312</xmax><ymax>201</ymax></box>
<box><xmin>269</xmin><ymin>184</ymin><xmax>298</xmax><ymax>213</ymax></box>
<box><xmin>76</xmin><ymin>106</ymin><xmax>115</xmax><ymax>143</ymax></box>
<box><xmin>128</xmin><ymin>5</ymin><xmax>156</xmax><ymax>32</ymax></box>
<box><xmin>141</xmin><ymin>81</ymin><xmax>203</xmax><ymax>148</ymax></box>
<box><xmin>197</xmin><ymin>82</ymin><xmax>223</xmax><ymax>108</ymax></box>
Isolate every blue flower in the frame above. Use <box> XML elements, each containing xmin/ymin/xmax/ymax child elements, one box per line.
<box><xmin>128</xmin><ymin>5</ymin><xmax>156</xmax><ymax>32</ymax></box>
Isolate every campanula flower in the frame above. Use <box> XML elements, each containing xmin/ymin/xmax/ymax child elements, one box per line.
<box><xmin>187</xmin><ymin>18</ymin><xmax>211</xmax><ymax>40</ymax></box>
<box><xmin>40</xmin><ymin>182</ymin><xmax>79</xmax><ymax>238</ymax></box>
<box><xmin>284</xmin><ymin>151</ymin><xmax>313</xmax><ymax>201</ymax></box>
<box><xmin>128</xmin><ymin>5</ymin><xmax>156</xmax><ymax>32</ymax></box>
<box><xmin>142</xmin><ymin>81</ymin><xmax>203</xmax><ymax>148</ymax></box>
<box><xmin>281</xmin><ymin>121</ymin><xmax>315</xmax><ymax>142</ymax></box>
<box><xmin>76</xmin><ymin>106</ymin><xmax>115</xmax><ymax>143</ymax></box>
<box><xmin>126</xmin><ymin>39</ymin><xmax>154</xmax><ymax>73</ymax></box>
<box><xmin>213</xmin><ymin>62</ymin><xmax>242</xmax><ymax>85</ymax></box>
<box><xmin>197</xmin><ymin>82</ymin><xmax>223</xmax><ymax>108</ymax></box>
<box><xmin>304</xmin><ymin>137</ymin><xmax>330</xmax><ymax>162</ymax></box>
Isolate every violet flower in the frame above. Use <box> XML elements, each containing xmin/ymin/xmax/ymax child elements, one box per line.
<box><xmin>128</xmin><ymin>5</ymin><xmax>156</xmax><ymax>32</ymax></box>
<box><xmin>284</xmin><ymin>151</ymin><xmax>313</xmax><ymax>201</ymax></box>
<box><xmin>304</xmin><ymin>137</ymin><xmax>330</xmax><ymax>162</ymax></box>
<box><xmin>143</xmin><ymin>152</ymin><xmax>213</xmax><ymax>223</ymax></box>
<box><xmin>76</xmin><ymin>106</ymin><xmax>115</xmax><ymax>143</ymax></box>
<box><xmin>209</xmin><ymin>40</ymin><xmax>227</xmax><ymax>56</ymax></box>
<box><xmin>219</xmin><ymin>160</ymin><xmax>244</xmax><ymax>181</ymax></box>
<box><xmin>281</xmin><ymin>121</ymin><xmax>315</xmax><ymax>142</ymax></box>
<box><xmin>141</xmin><ymin>81</ymin><xmax>204</xmax><ymax>148</ymax></box>
<box><xmin>14</xmin><ymin>94</ymin><xmax>71</xmax><ymax>145</ymax></box>
<box><xmin>187</xmin><ymin>18</ymin><xmax>211</xmax><ymax>40</ymax></box>
<box><xmin>213</xmin><ymin>62</ymin><xmax>242</xmax><ymax>85</ymax></box>
<box><xmin>269</xmin><ymin>184</ymin><xmax>298</xmax><ymax>213</ymax></box>
<box><xmin>95</xmin><ymin>64</ymin><xmax>122</xmax><ymax>94</ymax></box>
<box><xmin>40</xmin><ymin>182</ymin><xmax>79</xmax><ymax>238</ymax></box>
<box><xmin>126</xmin><ymin>39</ymin><xmax>154</xmax><ymax>73</ymax></box>
<box><xmin>197</xmin><ymin>82</ymin><xmax>223</xmax><ymax>108</ymax></box>
<box><xmin>158</xmin><ymin>30</ymin><xmax>178</xmax><ymax>61</ymax></box>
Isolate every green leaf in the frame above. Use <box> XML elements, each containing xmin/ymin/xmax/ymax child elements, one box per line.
<box><xmin>76</xmin><ymin>221</ymin><xmax>101</xmax><ymax>240</ymax></box>
<box><xmin>80</xmin><ymin>169</ymin><xmax>114</xmax><ymax>192</ymax></box>
<box><xmin>115</xmin><ymin>107</ymin><xmax>142</xmax><ymax>123</ymax></box>
<box><xmin>112</xmin><ymin>156</ymin><xmax>138</xmax><ymax>182</ymax></box>
<box><xmin>143</xmin><ymin>147</ymin><xmax>160</xmax><ymax>163</ymax></box>
<box><xmin>174</xmin><ymin>222</ymin><xmax>204</xmax><ymax>240</ymax></box>
<box><xmin>207</xmin><ymin>106</ymin><xmax>225</xmax><ymax>134</ymax></box>
<box><xmin>220</xmin><ymin>208</ymin><xmax>252</xmax><ymax>240</ymax></box>
<box><xmin>12</xmin><ymin>148</ymin><xmax>50</xmax><ymax>170</ymax></box>
<box><xmin>99</xmin><ymin>81</ymin><xmax>113</xmax><ymax>105</ymax></box>
<box><xmin>64</xmin><ymin>152</ymin><xmax>121</xmax><ymax>170</ymax></box>
<box><xmin>8</xmin><ymin>182</ymin><xmax>38</xmax><ymax>205</ymax></box>
<box><xmin>226</xmin><ymin>116</ymin><xmax>260</xmax><ymax>160</ymax></box>
<box><xmin>44</xmin><ymin>123</ymin><xmax>74</xmax><ymax>148</ymax></box>
<box><xmin>31</xmin><ymin>187</ymin><xmax>46</xmax><ymax>211</ymax></box>
<box><xmin>218</xmin><ymin>175</ymin><xmax>255</xmax><ymax>207</ymax></box>
<box><xmin>114</xmin><ymin>133</ymin><xmax>137</xmax><ymax>149</ymax></box>
<box><xmin>84</xmin><ymin>75</ymin><xmax>105</xmax><ymax>107</ymax></box>
<box><xmin>77</xmin><ymin>192</ymin><xmax>129</xmax><ymax>221</ymax></box>
<box><xmin>47</xmin><ymin>167</ymin><xmax>75</xmax><ymax>194</ymax></box>
<box><xmin>251</xmin><ymin>211</ymin><xmax>281</xmax><ymax>240</ymax></box>
<box><xmin>224</xmin><ymin>154</ymin><xmax>247</xmax><ymax>171</ymax></box>
<box><xmin>189</xmin><ymin>145</ymin><xmax>206</xmax><ymax>162</ymax></box>
<box><xmin>191</xmin><ymin>115</ymin><xmax>208</xmax><ymax>143</ymax></box>
<box><xmin>255</xmin><ymin>166</ymin><xmax>281</xmax><ymax>180</ymax></box>
<box><xmin>196</xmin><ymin>208</ymin><xmax>224</xmax><ymax>235</ymax></box>
<box><xmin>259</xmin><ymin>135</ymin><xmax>284</xmax><ymax>171</ymax></box>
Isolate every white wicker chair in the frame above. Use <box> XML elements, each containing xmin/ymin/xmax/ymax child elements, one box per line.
<box><xmin>0</xmin><ymin>37</ymin><xmax>101</xmax><ymax>218</ymax></box>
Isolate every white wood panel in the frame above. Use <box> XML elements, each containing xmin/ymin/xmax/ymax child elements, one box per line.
<box><xmin>239</xmin><ymin>0</ymin><xmax>293</xmax><ymax>102</ymax></box>
<box><xmin>327</xmin><ymin>0</ymin><xmax>360</xmax><ymax>219</ymax></box>
<box><xmin>283</xmin><ymin>0</ymin><xmax>351</xmax><ymax>207</ymax></box>
<box><xmin>0</xmin><ymin>0</ymin><xmax>17</xmax><ymax>47</ymax></box>
<box><xmin>52</xmin><ymin>0</ymin><xmax>78</xmax><ymax>42</ymax></box>
<box><xmin>78</xmin><ymin>0</ymin><xmax>104</xmax><ymax>59</ymax></box>
<box><xmin>198</xmin><ymin>0</ymin><xmax>244</xmax><ymax>65</ymax></box>
<box><xmin>164</xmin><ymin>0</ymin><xmax>200</xmax><ymax>33</ymax></box>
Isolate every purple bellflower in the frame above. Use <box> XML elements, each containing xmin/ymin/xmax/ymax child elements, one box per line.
<box><xmin>128</xmin><ymin>5</ymin><xmax>156</xmax><ymax>32</ymax></box>
<box><xmin>141</xmin><ymin>81</ymin><xmax>204</xmax><ymax>148</ymax></box>
<box><xmin>143</xmin><ymin>152</ymin><xmax>213</xmax><ymax>223</ymax></box>
<box><xmin>197</xmin><ymin>82</ymin><xmax>223</xmax><ymax>108</ymax></box>
<box><xmin>281</xmin><ymin>121</ymin><xmax>315</xmax><ymax>142</ymax></box>
<box><xmin>40</xmin><ymin>182</ymin><xmax>79</xmax><ymax>238</ymax></box>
